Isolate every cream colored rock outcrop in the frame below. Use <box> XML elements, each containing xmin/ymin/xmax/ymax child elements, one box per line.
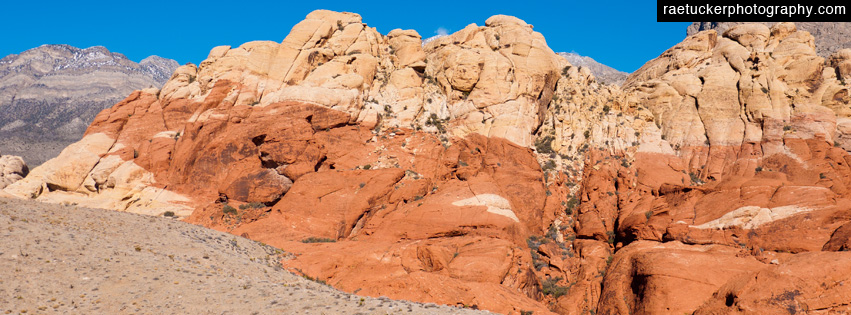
<box><xmin>0</xmin><ymin>153</ymin><xmax>28</xmax><ymax>190</ymax></box>
<box><xmin>162</xmin><ymin>11</ymin><xmax>569</xmax><ymax>148</ymax></box>
<box><xmin>625</xmin><ymin>23</ymin><xmax>850</xmax><ymax>155</ymax></box>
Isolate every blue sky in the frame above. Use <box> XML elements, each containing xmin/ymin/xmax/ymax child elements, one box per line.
<box><xmin>1</xmin><ymin>1</ymin><xmax>689</xmax><ymax>73</ymax></box>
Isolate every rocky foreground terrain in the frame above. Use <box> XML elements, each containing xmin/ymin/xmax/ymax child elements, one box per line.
<box><xmin>0</xmin><ymin>196</ymin><xmax>486</xmax><ymax>314</ymax></box>
<box><xmin>0</xmin><ymin>45</ymin><xmax>178</xmax><ymax>166</ymax></box>
<box><xmin>4</xmin><ymin>10</ymin><xmax>851</xmax><ymax>315</ymax></box>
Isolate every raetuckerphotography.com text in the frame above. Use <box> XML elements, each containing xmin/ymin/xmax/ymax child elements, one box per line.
<box><xmin>657</xmin><ymin>1</ymin><xmax>850</xmax><ymax>22</ymax></box>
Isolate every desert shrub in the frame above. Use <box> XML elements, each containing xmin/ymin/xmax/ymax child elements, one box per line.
<box><xmin>425</xmin><ymin>113</ymin><xmax>446</xmax><ymax>133</ymax></box>
<box><xmin>527</xmin><ymin>236</ymin><xmax>543</xmax><ymax>250</ymax></box>
<box><xmin>542</xmin><ymin>159</ymin><xmax>557</xmax><ymax>171</ymax></box>
<box><xmin>535</xmin><ymin>135</ymin><xmax>555</xmax><ymax>154</ymax></box>
<box><xmin>565</xmin><ymin>195</ymin><xmax>578</xmax><ymax>215</ymax></box>
<box><xmin>541</xmin><ymin>277</ymin><xmax>569</xmax><ymax>299</ymax></box>
<box><xmin>689</xmin><ymin>172</ymin><xmax>703</xmax><ymax>185</ymax></box>
<box><xmin>533</xmin><ymin>260</ymin><xmax>547</xmax><ymax>271</ymax></box>
<box><xmin>545</xmin><ymin>225</ymin><xmax>560</xmax><ymax>241</ymax></box>
<box><xmin>222</xmin><ymin>204</ymin><xmax>237</xmax><ymax>215</ymax></box>
<box><xmin>302</xmin><ymin>237</ymin><xmax>336</xmax><ymax>243</ymax></box>
<box><xmin>239</xmin><ymin>202</ymin><xmax>266</xmax><ymax>210</ymax></box>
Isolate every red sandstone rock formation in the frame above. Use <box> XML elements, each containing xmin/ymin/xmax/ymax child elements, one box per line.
<box><xmin>5</xmin><ymin>13</ymin><xmax>851</xmax><ymax>315</ymax></box>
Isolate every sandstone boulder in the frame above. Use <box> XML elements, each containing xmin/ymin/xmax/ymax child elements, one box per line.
<box><xmin>0</xmin><ymin>152</ymin><xmax>28</xmax><ymax>189</ymax></box>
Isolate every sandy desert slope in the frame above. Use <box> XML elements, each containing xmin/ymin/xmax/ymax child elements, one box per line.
<box><xmin>0</xmin><ymin>197</ymin><xmax>488</xmax><ymax>314</ymax></box>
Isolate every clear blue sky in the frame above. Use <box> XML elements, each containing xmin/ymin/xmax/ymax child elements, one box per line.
<box><xmin>1</xmin><ymin>0</ymin><xmax>690</xmax><ymax>73</ymax></box>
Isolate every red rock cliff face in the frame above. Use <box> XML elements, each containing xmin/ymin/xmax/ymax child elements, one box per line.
<box><xmin>592</xmin><ymin>23</ymin><xmax>851</xmax><ymax>314</ymax></box>
<box><xmin>5</xmin><ymin>13</ymin><xmax>851</xmax><ymax>315</ymax></box>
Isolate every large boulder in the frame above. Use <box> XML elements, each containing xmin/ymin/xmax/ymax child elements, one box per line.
<box><xmin>0</xmin><ymin>152</ymin><xmax>28</xmax><ymax>189</ymax></box>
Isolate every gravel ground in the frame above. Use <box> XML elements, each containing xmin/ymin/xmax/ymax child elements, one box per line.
<box><xmin>0</xmin><ymin>197</ymin><xmax>490</xmax><ymax>314</ymax></box>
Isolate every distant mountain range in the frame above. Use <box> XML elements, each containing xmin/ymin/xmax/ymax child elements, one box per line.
<box><xmin>557</xmin><ymin>52</ymin><xmax>628</xmax><ymax>86</ymax></box>
<box><xmin>0</xmin><ymin>45</ymin><xmax>178</xmax><ymax>166</ymax></box>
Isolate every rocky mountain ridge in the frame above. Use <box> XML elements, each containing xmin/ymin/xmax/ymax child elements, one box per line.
<box><xmin>4</xmin><ymin>12</ymin><xmax>851</xmax><ymax>315</ymax></box>
<box><xmin>558</xmin><ymin>52</ymin><xmax>627</xmax><ymax>85</ymax></box>
<box><xmin>0</xmin><ymin>44</ymin><xmax>179</xmax><ymax>166</ymax></box>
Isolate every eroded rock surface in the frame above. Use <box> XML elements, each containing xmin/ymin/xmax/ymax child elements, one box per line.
<box><xmin>5</xmin><ymin>14</ymin><xmax>851</xmax><ymax>315</ymax></box>
<box><xmin>688</xmin><ymin>22</ymin><xmax>851</xmax><ymax>58</ymax></box>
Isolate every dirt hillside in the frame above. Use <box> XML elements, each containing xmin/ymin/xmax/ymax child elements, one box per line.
<box><xmin>0</xmin><ymin>197</ymin><xmax>488</xmax><ymax>314</ymax></box>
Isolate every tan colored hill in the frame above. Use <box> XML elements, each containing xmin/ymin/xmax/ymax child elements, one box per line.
<box><xmin>5</xmin><ymin>12</ymin><xmax>851</xmax><ymax>315</ymax></box>
<box><xmin>0</xmin><ymin>45</ymin><xmax>179</xmax><ymax>166</ymax></box>
<box><xmin>0</xmin><ymin>197</ymin><xmax>487</xmax><ymax>314</ymax></box>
